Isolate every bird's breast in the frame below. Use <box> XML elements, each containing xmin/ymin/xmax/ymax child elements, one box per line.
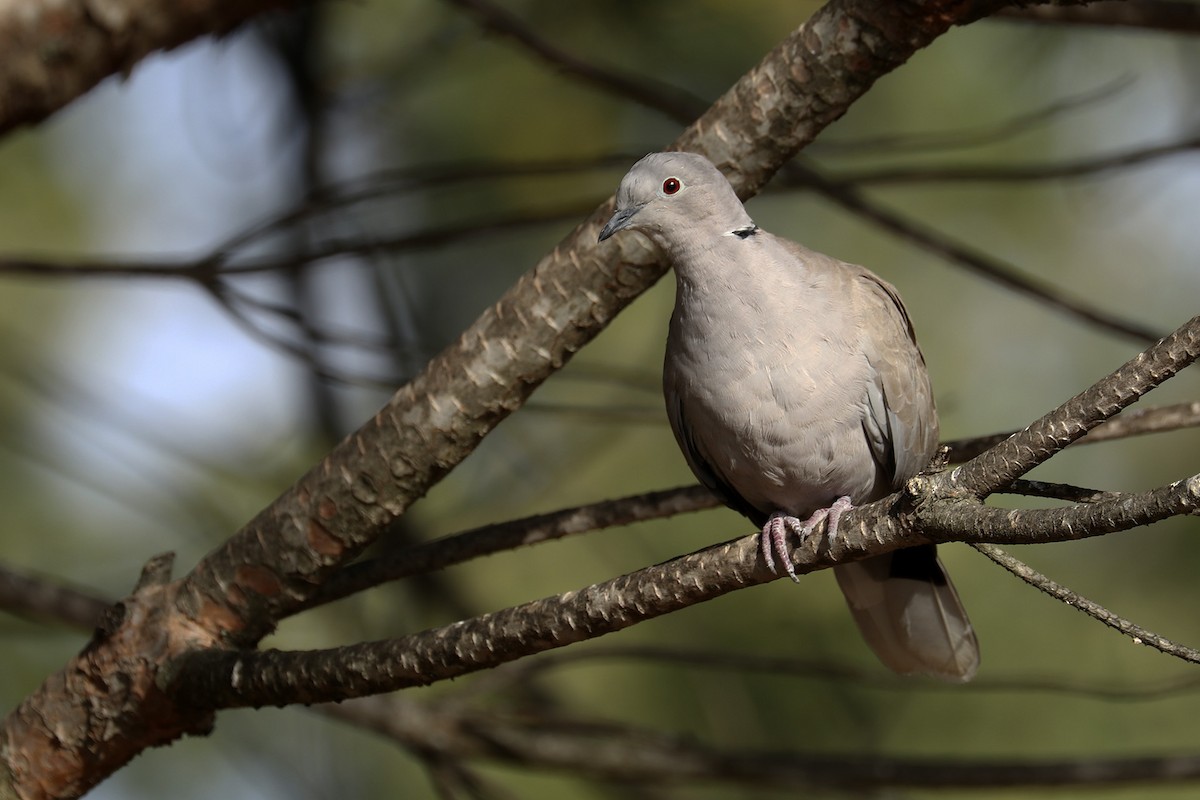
<box><xmin>664</xmin><ymin>289</ymin><xmax>886</xmax><ymax>517</ymax></box>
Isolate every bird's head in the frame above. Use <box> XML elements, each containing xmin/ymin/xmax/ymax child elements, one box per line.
<box><xmin>598</xmin><ymin>152</ymin><xmax>752</xmax><ymax>249</ymax></box>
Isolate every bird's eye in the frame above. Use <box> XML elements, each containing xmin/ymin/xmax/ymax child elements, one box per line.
<box><xmin>662</xmin><ymin>177</ymin><xmax>681</xmax><ymax>195</ymax></box>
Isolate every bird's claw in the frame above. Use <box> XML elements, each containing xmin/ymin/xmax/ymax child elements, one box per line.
<box><xmin>759</xmin><ymin>496</ymin><xmax>853</xmax><ymax>582</ymax></box>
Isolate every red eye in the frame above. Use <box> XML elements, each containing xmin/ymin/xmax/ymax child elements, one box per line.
<box><xmin>662</xmin><ymin>177</ymin><xmax>681</xmax><ymax>195</ymax></box>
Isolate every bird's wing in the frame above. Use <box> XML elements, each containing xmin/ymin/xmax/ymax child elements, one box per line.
<box><xmin>853</xmin><ymin>269</ymin><xmax>940</xmax><ymax>488</ymax></box>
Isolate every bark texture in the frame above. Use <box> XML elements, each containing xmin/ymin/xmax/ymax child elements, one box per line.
<box><xmin>0</xmin><ymin>0</ymin><xmax>290</xmax><ymax>134</ymax></box>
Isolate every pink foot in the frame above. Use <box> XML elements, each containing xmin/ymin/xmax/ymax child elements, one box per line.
<box><xmin>759</xmin><ymin>496</ymin><xmax>853</xmax><ymax>581</ymax></box>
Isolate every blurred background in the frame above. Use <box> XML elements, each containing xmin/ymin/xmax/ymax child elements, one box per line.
<box><xmin>2</xmin><ymin>1</ymin><xmax>1200</xmax><ymax>797</ymax></box>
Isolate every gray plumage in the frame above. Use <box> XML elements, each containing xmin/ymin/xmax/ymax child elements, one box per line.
<box><xmin>599</xmin><ymin>152</ymin><xmax>979</xmax><ymax>681</ymax></box>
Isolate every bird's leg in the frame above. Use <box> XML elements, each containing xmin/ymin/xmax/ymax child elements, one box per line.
<box><xmin>760</xmin><ymin>496</ymin><xmax>854</xmax><ymax>582</ymax></box>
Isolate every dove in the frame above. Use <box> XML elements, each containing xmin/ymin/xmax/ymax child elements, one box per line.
<box><xmin>599</xmin><ymin>152</ymin><xmax>979</xmax><ymax>681</ymax></box>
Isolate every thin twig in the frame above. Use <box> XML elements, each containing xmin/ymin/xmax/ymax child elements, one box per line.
<box><xmin>323</xmin><ymin>695</ymin><xmax>1200</xmax><ymax>790</ymax></box>
<box><xmin>944</xmin><ymin>401</ymin><xmax>1200</xmax><ymax>462</ymax></box>
<box><xmin>0</xmin><ymin>563</ymin><xmax>109</xmax><ymax>629</ymax></box>
<box><xmin>1000</xmin><ymin>478</ymin><xmax>1113</xmax><ymax>504</ymax></box>
<box><xmin>465</xmin><ymin>644</ymin><xmax>1200</xmax><ymax>702</ymax></box>
<box><xmin>816</xmin><ymin>76</ymin><xmax>1134</xmax><ymax>155</ymax></box>
<box><xmin>832</xmin><ymin>135</ymin><xmax>1200</xmax><ymax>186</ymax></box>
<box><xmin>441</xmin><ymin>0</ymin><xmax>706</xmax><ymax>123</ymax></box>
<box><xmin>301</xmin><ymin>485</ymin><xmax>720</xmax><ymax>612</ymax></box>
<box><xmin>783</xmin><ymin>163</ymin><xmax>1163</xmax><ymax>343</ymax></box>
<box><xmin>973</xmin><ymin>543</ymin><xmax>1200</xmax><ymax>665</ymax></box>
<box><xmin>999</xmin><ymin>1</ymin><xmax>1200</xmax><ymax>33</ymax></box>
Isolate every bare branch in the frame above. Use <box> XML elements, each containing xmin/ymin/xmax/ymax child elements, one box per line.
<box><xmin>303</xmin><ymin>485</ymin><xmax>719</xmax><ymax>612</ymax></box>
<box><xmin>832</xmin><ymin>135</ymin><xmax>1200</xmax><ymax>186</ymax></box>
<box><xmin>167</xmin><ymin>470</ymin><xmax>1200</xmax><ymax>710</ymax></box>
<box><xmin>974</xmin><ymin>544</ymin><xmax>1200</xmax><ymax>665</ymax></box>
<box><xmin>0</xmin><ymin>563</ymin><xmax>109</xmax><ymax>629</ymax></box>
<box><xmin>324</xmin><ymin>696</ymin><xmax>1200</xmax><ymax>790</ymax></box>
<box><xmin>816</xmin><ymin>77</ymin><xmax>1134</xmax><ymax>154</ymax></box>
<box><xmin>0</xmin><ymin>204</ymin><xmax>594</xmax><ymax>281</ymax></box>
<box><xmin>441</xmin><ymin>0</ymin><xmax>705</xmax><ymax>124</ymax></box>
<box><xmin>1000</xmin><ymin>479</ymin><xmax>1112</xmax><ymax>504</ymax></box>
<box><xmin>947</xmin><ymin>315</ymin><xmax>1200</xmax><ymax>496</ymax></box>
<box><xmin>303</xmin><ymin>467</ymin><xmax>1151</xmax><ymax>617</ymax></box>
<box><xmin>945</xmin><ymin>401</ymin><xmax>1200</xmax><ymax>462</ymax></box>
<box><xmin>1083</xmin><ymin>400</ymin><xmax>1200</xmax><ymax>443</ymax></box>
<box><xmin>0</xmin><ymin>0</ymin><xmax>291</xmax><ymax>134</ymax></box>
<box><xmin>464</xmin><ymin>644</ymin><xmax>1200</xmax><ymax>702</ymax></box>
<box><xmin>209</xmin><ymin>153</ymin><xmax>642</xmax><ymax>258</ymax></box>
<box><xmin>919</xmin><ymin>474</ymin><xmax>1200</xmax><ymax>545</ymax></box>
<box><xmin>784</xmin><ymin>164</ymin><xmax>1164</xmax><ymax>343</ymax></box>
<box><xmin>999</xmin><ymin>1</ymin><xmax>1200</xmax><ymax>34</ymax></box>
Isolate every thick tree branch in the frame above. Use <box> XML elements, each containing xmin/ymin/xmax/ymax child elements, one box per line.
<box><xmin>0</xmin><ymin>0</ymin><xmax>291</xmax><ymax>135</ymax></box>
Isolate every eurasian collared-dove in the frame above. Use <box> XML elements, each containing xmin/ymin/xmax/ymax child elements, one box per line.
<box><xmin>599</xmin><ymin>152</ymin><xmax>979</xmax><ymax>681</ymax></box>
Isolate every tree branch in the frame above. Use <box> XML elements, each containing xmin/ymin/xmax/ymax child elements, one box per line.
<box><xmin>441</xmin><ymin>0</ymin><xmax>705</xmax><ymax>123</ymax></box>
<box><xmin>325</xmin><ymin>695</ymin><xmax>1200</xmax><ymax>790</ymax></box>
<box><xmin>0</xmin><ymin>0</ymin><xmax>291</xmax><ymax>135</ymax></box>
<box><xmin>974</xmin><ymin>544</ymin><xmax>1200</xmax><ymax>665</ymax></box>
<box><xmin>784</xmin><ymin>164</ymin><xmax>1164</xmax><ymax>343</ymax></box>
<box><xmin>832</xmin><ymin>135</ymin><xmax>1200</xmax><ymax>186</ymax></box>
<box><xmin>918</xmin><ymin>473</ymin><xmax>1200</xmax><ymax>545</ymax></box>
<box><xmin>999</xmin><ymin>1</ymin><xmax>1200</xmax><ymax>34</ymax></box>
<box><xmin>946</xmin><ymin>315</ymin><xmax>1200</xmax><ymax>496</ymax></box>
<box><xmin>169</xmin><ymin>318</ymin><xmax>1200</xmax><ymax>709</ymax></box>
<box><xmin>301</xmin><ymin>485</ymin><xmax>720</xmax><ymax>612</ymax></box>
<box><xmin>944</xmin><ymin>401</ymin><xmax>1200</xmax><ymax>462</ymax></box>
<box><xmin>461</xmin><ymin>643</ymin><xmax>1200</xmax><ymax>702</ymax></box>
<box><xmin>0</xmin><ymin>562</ymin><xmax>109</xmax><ymax>629</ymax></box>
<box><xmin>167</xmin><ymin>468</ymin><xmax>1200</xmax><ymax>711</ymax></box>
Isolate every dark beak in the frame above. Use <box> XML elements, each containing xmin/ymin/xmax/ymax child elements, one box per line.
<box><xmin>598</xmin><ymin>203</ymin><xmax>645</xmax><ymax>242</ymax></box>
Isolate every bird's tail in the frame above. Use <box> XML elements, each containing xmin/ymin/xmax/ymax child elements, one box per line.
<box><xmin>833</xmin><ymin>545</ymin><xmax>979</xmax><ymax>681</ymax></box>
